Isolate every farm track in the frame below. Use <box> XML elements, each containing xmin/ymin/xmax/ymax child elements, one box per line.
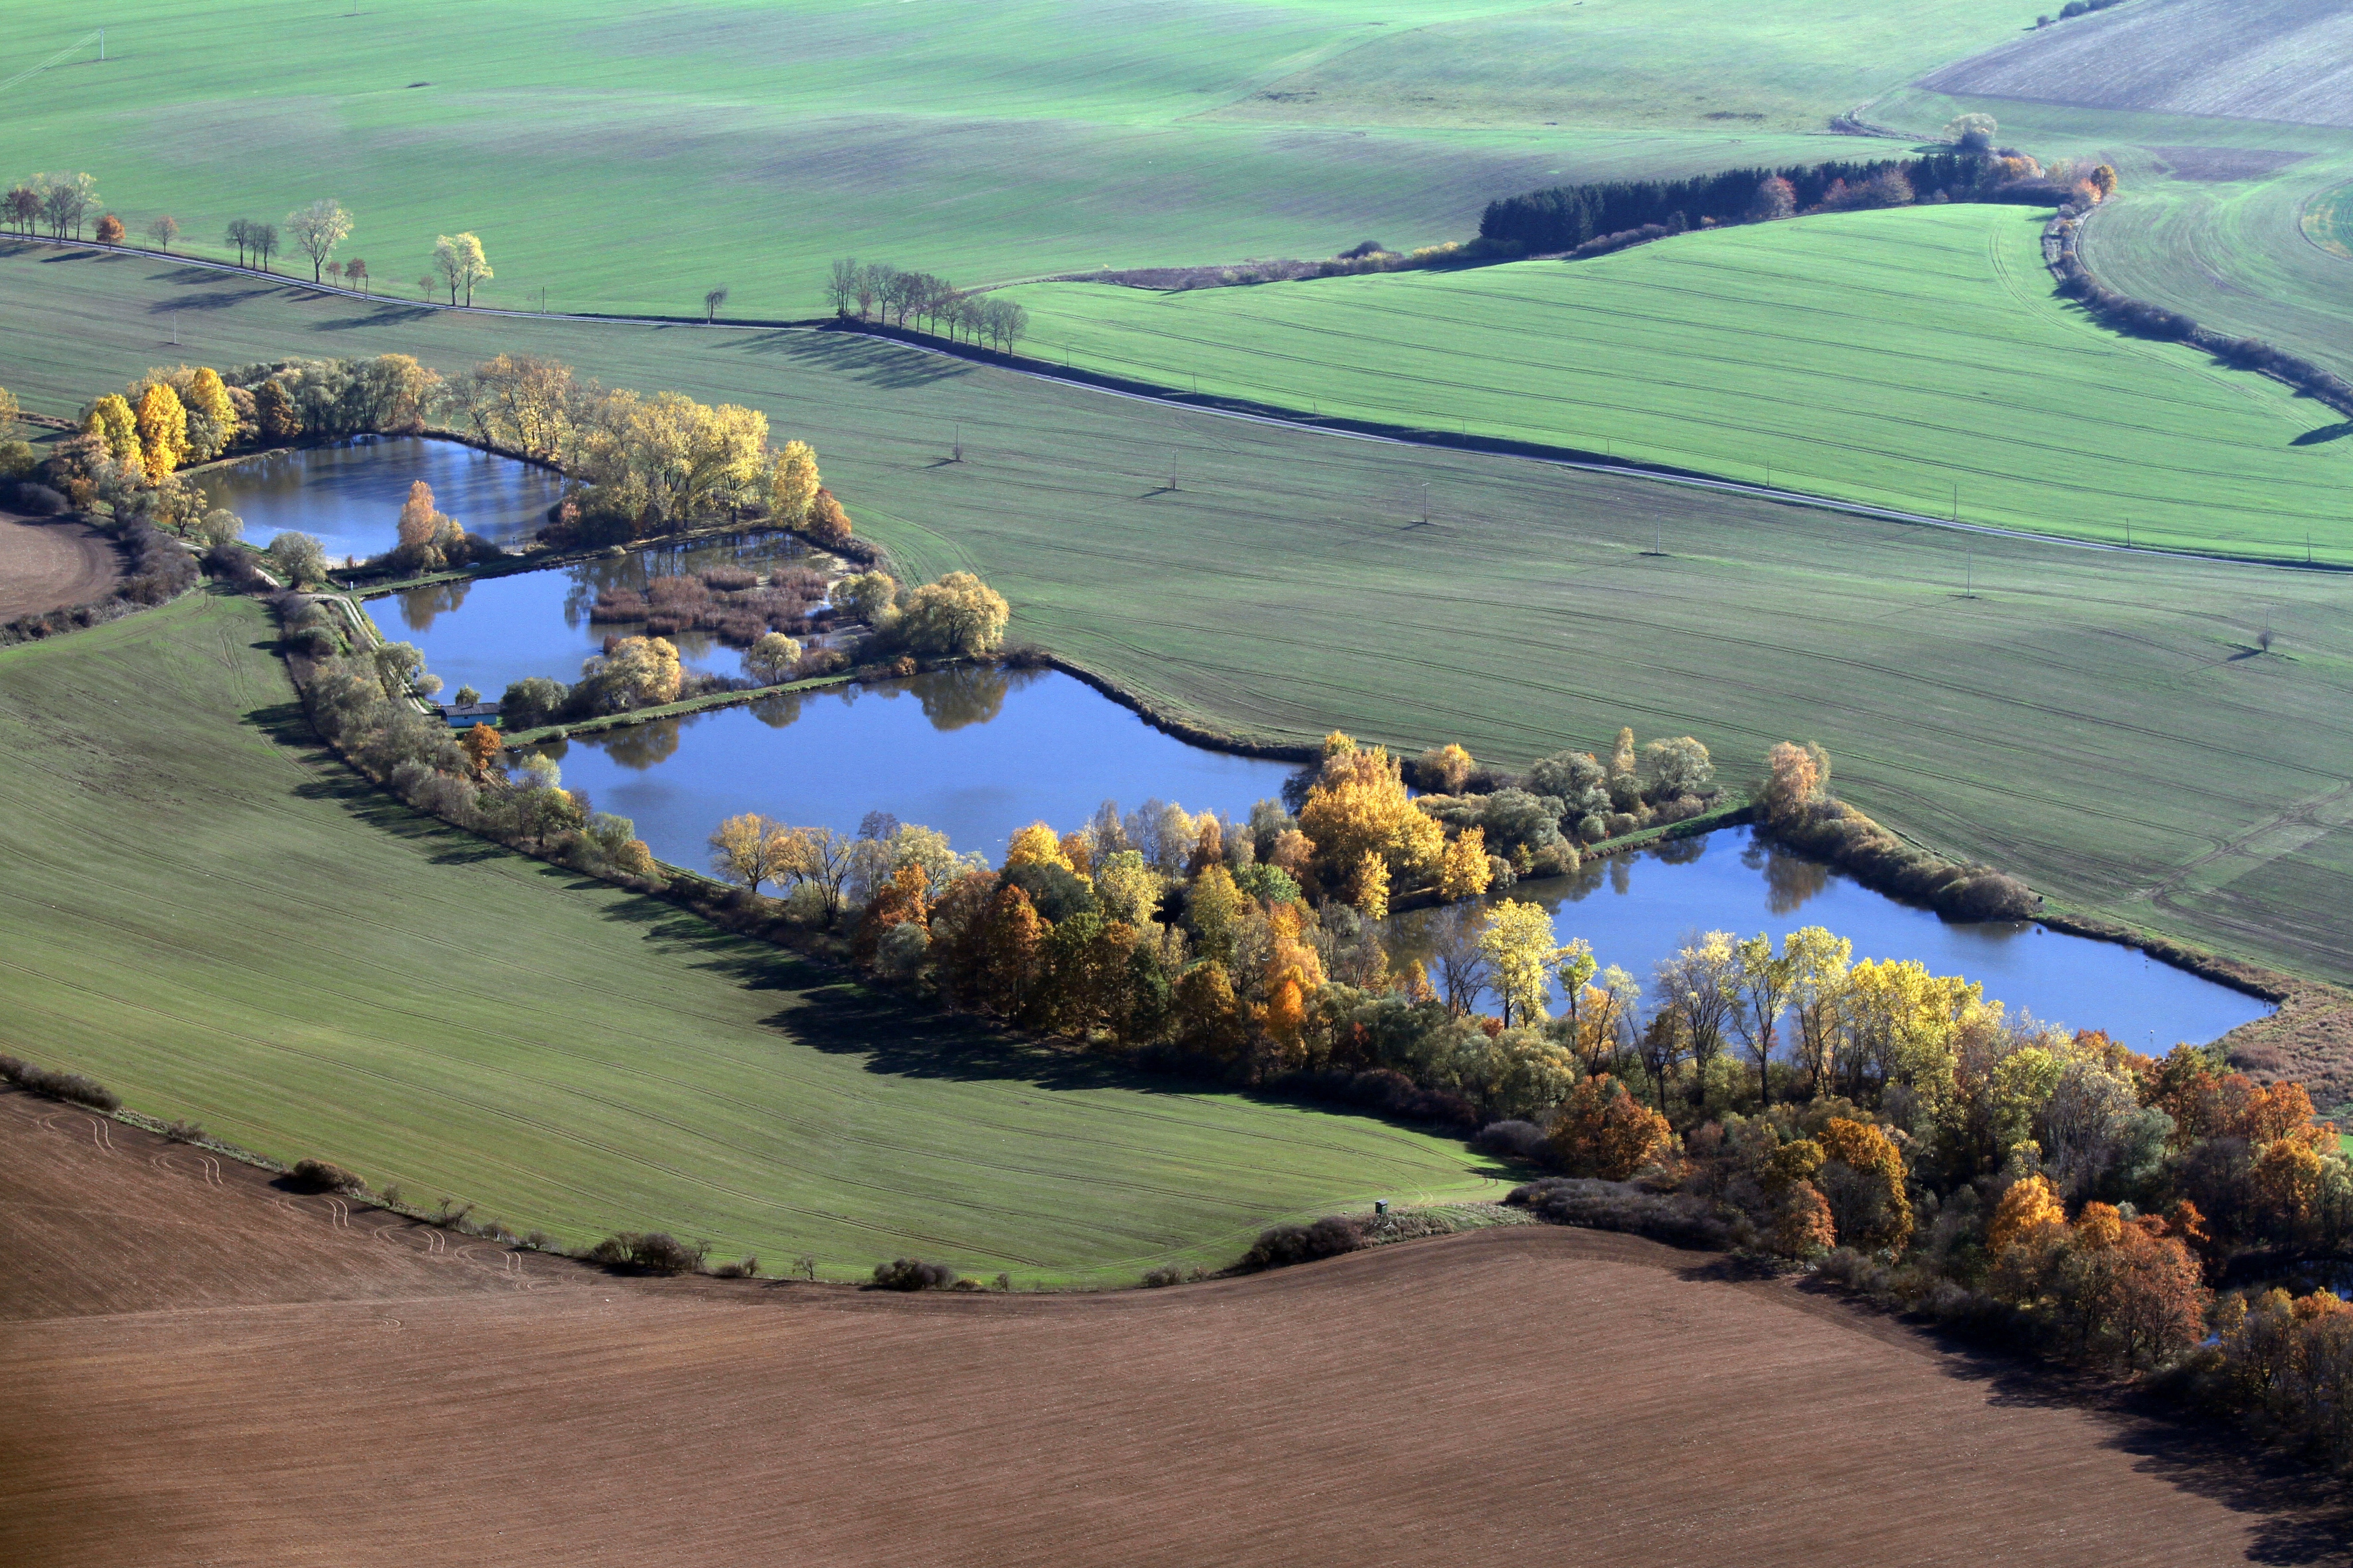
<box><xmin>4</xmin><ymin>1091</ymin><xmax>2342</xmax><ymax>1566</ymax></box>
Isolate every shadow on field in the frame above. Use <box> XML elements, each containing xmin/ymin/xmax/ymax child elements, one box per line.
<box><xmin>739</xmin><ymin>330</ymin><xmax>973</xmax><ymax>389</ymax></box>
<box><xmin>149</xmin><ymin>288</ymin><xmax>276</xmax><ymax>314</ymax></box>
<box><xmin>1773</xmin><ymin>1274</ymin><xmax>2353</xmax><ymax>1562</ymax></box>
<box><xmin>2290</xmin><ymin>422</ymin><xmax>2353</xmax><ymax>446</ymax></box>
<box><xmin>314</xmin><ymin>303</ymin><xmax>438</xmax><ymax>331</ymax></box>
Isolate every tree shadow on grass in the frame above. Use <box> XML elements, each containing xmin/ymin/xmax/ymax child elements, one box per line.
<box><xmin>313</xmin><ymin>303</ymin><xmax>438</xmax><ymax>331</ymax></box>
<box><xmin>151</xmin><ymin>287</ymin><xmax>277</xmax><ymax>313</ymax></box>
<box><xmin>736</xmin><ymin>330</ymin><xmax>974</xmax><ymax>390</ymax></box>
<box><xmin>2290</xmin><ymin>422</ymin><xmax>2353</xmax><ymax>446</ymax></box>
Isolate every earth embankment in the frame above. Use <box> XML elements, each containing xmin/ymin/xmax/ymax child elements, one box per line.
<box><xmin>3</xmin><ymin>1095</ymin><xmax>2338</xmax><ymax>1567</ymax></box>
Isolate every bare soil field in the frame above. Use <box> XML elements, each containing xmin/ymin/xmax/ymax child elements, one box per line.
<box><xmin>0</xmin><ymin>510</ymin><xmax>119</xmax><ymax>620</ymax></box>
<box><xmin>4</xmin><ymin>1094</ymin><xmax>2344</xmax><ymax>1566</ymax></box>
<box><xmin>1919</xmin><ymin>0</ymin><xmax>2353</xmax><ymax>127</ymax></box>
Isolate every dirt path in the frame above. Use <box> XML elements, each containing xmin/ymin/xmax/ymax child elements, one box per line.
<box><xmin>0</xmin><ymin>509</ymin><xmax>120</xmax><ymax>619</ymax></box>
<box><xmin>2</xmin><ymin>1094</ymin><xmax>2343</xmax><ymax>1566</ymax></box>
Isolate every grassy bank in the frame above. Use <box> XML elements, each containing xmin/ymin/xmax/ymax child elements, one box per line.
<box><xmin>997</xmin><ymin>205</ymin><xmax>2350</xmax><ymax>563</ymax></box>
<box><xmin>0</xmin><ymin>591</ymin><xmax>1499</xmax><ymax>1281</ymax></box>
<box><xmin>3</xmin><ymin>246</ymin><xmax>2350</xmax><ymax>991</ymax></box>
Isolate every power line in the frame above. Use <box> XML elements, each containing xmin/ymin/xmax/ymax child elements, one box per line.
<box><xmin>0</xmin><ymin>29</ymin><xmax>106</xmax><ymax>96</ymax></box>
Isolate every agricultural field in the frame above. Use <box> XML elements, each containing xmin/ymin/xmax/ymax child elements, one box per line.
<box><xmin>8</xmin><ymin>1114</ymin><xmax>2334</xmax><ymax>1565</ymax></box>
<box><xmin>0</xmin><ymin>0</ymin><xmax>1997</xmax><ymax>318</ymax></box>
<box><xmin>997</xmin><ymin>204</ymin><xmax>2348</xmax><ymax>561</ymax></box>
<box><xmin>1914</xmin><ymin>0</ymin><xmax>2353</xmax><ymax>127</ymax></box>
<box><xmin>4</xmin><ymin>246</ymin><xmax>2350</xmax><ymax>992</ymax></box>
<box><xmin>1878</xmin><ymin>0</ymin><xmax>2353</xmax><ymax>379</ymax></box>
<box><xmin>0</xmin><ymin>590</ymin><xmax>1499</xmax><ymax>1282</ymax></box>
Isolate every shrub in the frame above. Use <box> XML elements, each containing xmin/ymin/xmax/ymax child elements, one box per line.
<box><xmin>587</xmin><ymin>1231</ymin><xmax>710</xmax><ymax>1275</ymax></box>
<box><xmin>1507</xmin><ymin>1177</ymin><xmax>1734</xmax><ymax>1250</ymax></box>
<box><xmin>870</xmin><ymin>1257</ymin><xmax>960</xmax><ymax>1290</ymax></box>
<box><xmin>1</xmin><ymin>480</ymin><xmax>66</xmax><ymax>516</ymax></box>
<box><xmin>290</xmin><ymin>1158</ymin><xmax>365</xmax><ymax>1194</ymax></box>
<box><xmin>0</xmin><ymin>1053</ymin><xmax>122</xmax><ymax>1111</ymax></box>
<box><xmin>162</xmin><ymin>1118</ymin><xmax>206</xmax><ymax>1143</ymax></box>
<box><xmin>1474</xmin><ymin>1118</ymin><xmax>1555</xmax><ymax>1163</ymax></box>
<box><xmin>711</xmin><ymin>1255</ymin><xmax>761</xmax><ymax>1279</ymax></box>
<box><xmin>1142</xmin><ymin>1262</ymin><xmax>1209</xmax><ymax>1287</ymax></box>
<box><xmin>1239</xmin><ymin>1215</ymin><xmax>1364</xmax><ymax>1271</ymax></box>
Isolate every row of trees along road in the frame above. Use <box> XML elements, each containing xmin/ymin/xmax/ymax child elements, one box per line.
<box><xmin>826</xmin><ymin>259</ymin><xmax>1028</xmax><ymax>352</ymax></box>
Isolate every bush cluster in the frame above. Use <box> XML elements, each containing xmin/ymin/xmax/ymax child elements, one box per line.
<box><xmin>1239</xmin><ymin>1215</ymin><xmax>1365</xmax><ymax>1271</ymax></box>
<box><xmin>0</xmin><ymin>1052</ymin><xmax>120</xmax><ymax>1111</ymax></box>
<box><xmin>869</xmin><ymin>1257</ymin><xmax>961</xmax><ymax>1290</ymax></box>
<box><xmin>586</xmin><ymin>1231</ymin><xmax>709</xmax><ymax>1275</ymax></box>
<box><xmin>290</xmin><ymin>1158</ymin><xmax>365</xmax><ymax>1194</ymax></box>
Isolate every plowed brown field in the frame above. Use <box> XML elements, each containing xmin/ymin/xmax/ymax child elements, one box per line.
<box><xmin>3</xmin><ymin>1091</ymin><xmax>2344</xmax><ymax>1566</ymax></box>
<box><xmin>0</xmin><ymin>510</ymin><xmax>119</xmax><ymax>620</ymax></box>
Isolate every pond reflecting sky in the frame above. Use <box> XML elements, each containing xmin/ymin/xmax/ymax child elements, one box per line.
<box><xmin>195</xmin><ymin>435</ymin><xmax>565</xmax><ymax>565</ymax></box>
<box><xmin>1390</xmin><ymin>826</ymin><xmax>2269</xmax><ymax>1048</ymax></box>
<box><xmin>370</xmin><ymin>532</ymin><xmax>822</xmax><ymax>697</ymax></box>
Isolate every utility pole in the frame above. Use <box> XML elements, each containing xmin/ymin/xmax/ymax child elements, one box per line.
<box><xmin>1965</xmin><ymin>543</ymin><xmax>1974</xmax><ymax>597</ymax></box>
<box><xmin>1168</xmin><ymin>447</ymin><xmax>1178</xmax><ymax>491</ymax></box>
<box><xmin>1951</xmin><ymin>480</ymin><xmax>1958</xmax><ymax>523</ymax></box>
<box><xmin>953</xmin><ymin>422</ymin><xmax>964</xmax><ymax>463</ymax></box>
<box><xmin>540</xmin><ymin>286</ymin><xmax>546</xmax><ymax>314</ymax></box>
<box><xmin>1420</xmin><ymin>483</ymin><xmax>1428</xmax><ymax>525</ymax></box>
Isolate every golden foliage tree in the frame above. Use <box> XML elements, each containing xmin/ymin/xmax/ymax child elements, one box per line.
<box><xmin>133</xmin><ymin>382</ymin><xmax>190</xmax><ymax>481</ymax></box>
<box><xmin>395</xmin><ymin>479</ymin><xmax>464</xmax><ymax>567</ymax></box>
<box><xmin>1351</xmin><ymin>849</ymin><xmax>1390</xmax><ymax>920</ymax></box>
<box><xmin>1298</xmin><ymin>743</ymin><xmax>1443</xmax><ymax>899</ymax></box>
<box><xmin>898</xmin><ymin>571</ymin><xmax>1010</xmax><ymax>658</ymax></box>
<box><xmin>459</xmin><ymin>723</ymin><xmax>504</xmax><ymax>779</ymax></box>
<box><xmin>1416</xmin><ymin>742</ymin><xmax>1475</xmax><ymax>793</ymax></box>
<box><xmin>708</xmin><ymin>812</ymin><xmax>792</xmax><ymax>891</ymax></box>
<box><xmin>181</xmin><ymin>367</ymin><xmax>238</xmax><ymax>461</ymax></box>
<box><xmin>84</xmin><ymin>393</ymin><xmax>141</xmax><ymax>463</ymax></box>
<box><xmin>1987</xmin><ymin>1172</ymin><xmax>2067</xmax><ymax>1257</ymax></box>
<box><xmin>1477</xmin><ymin>899</ymin><xmax>1563</xmax><ymax>1028</ymax></box>
<box><xmin>1175</xmin><ymin>959</ymin><xmax>1247</xmax><ymax>1061</ymax></box>
<box><xmin>1437</xmin><ymin>825</ymin><xmax>1492</xmax><ymax>902</ymax></box>
<box><xmin>769</xmin><ymin>438</ymin><xmax>820</xmax><ymax>523</ymax></box>
<box><xmin>596</xmin><ymin>635</ymin><xmax>684</xmax><ymax>707</ymax></box>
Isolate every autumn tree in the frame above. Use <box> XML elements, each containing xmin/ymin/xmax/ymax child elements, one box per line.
<box><xmin>1656</xmin><ymin>931</ymin><xmax>1739</xmax><ymax>1106</ymax></box>
<box><xmin>288</xmin><ymin>199</ymin><xmax>353</xmax><ymax>282</ymax></box>
<box><xmin>178</xmin><ymin>367</ymin><xmax>238</xmax><ymax>461</ymax></box>
<box><xmin>84</xmin><ymin>394</ymin><xmax>141</xmax><ymax>463</ymax></box>
<box><xmin>979</xmin><ymin>883</ymin><xmax>1048</xmax><ymax>1017</ymax></box>
<box><xmin>1942</xmin><ymin>112</ymin><xmax>1997</xmax><ymax>153</ymax></box>
<box><xmin>394</xmin><ymin>479</ymin><xmax>464</xmax><ymax>569</ymax></box>
<box><xmin>1642</xmin><ymin>735</ymin><xmax>1713</xmax><ymax>797</ymax></box>
<box><xmin>434</xmin><ymin>232</ymin><xmax>492</xmax><ymax>305</ymax></box>
<box><xmin>1817</xmin><ymin>1117</ymin><xmax>1913</xmax><ymax>1254</ymax></box>
<box><xmin>144</xmin><ymin>214</ymin><xmax>179</xmax><ymax>251</ymax></box>
<box><xmin>449</xmin><ymin>354</ymin><xmax>580</xmax><ymax>461</ymax></box>
<box><xmin>93</xmin><ymin>213</ymin><xmax>124</xmax><ymax>245</ymax></box>
<box><xmin>255</xmin><ymin>379</ymin><xmax>302</xmax><ymax>441</ymax></box>
<box><xmin>853</xmin><ymin>862</ymin><xmax>931</xmax><ymax>966</ymax></box>
<box><xmin>1415</xmin><ymin>743</ymin><xmax>1475</xmax><ymax>793</ymax></box>
<box><xmin>1549</xmin><ymin>1074</ymin><xmax>1674</xmax><ymax>1179</ymax></box>
<box><xmin>1760</xmin><ymin>740</ymin><xmax>1829</xmax><ymax>824</ymax></box>
<box><xmin>779</xmin><ymin>825</ymin><xmax>858</xmax><ymax>922</ymax></box>
<box><xmin>709</xmin><ymin>812</ymin><xmax>792</xmax><ymax>891</ymax></box>
<box><xmin>768</xmin><ymin>438</ymin><xmax>820</xmax><ymax>523</ymax></box>
<box><xmin>459</xmin><ymin>723</ymin><xmax>504</xmax><ymax>779</ymax></box>
<box><xmin>897</xmin><ymin>572</ymin><xmax>1010</xmax><ymax>658</ymax></box>
<box><xmin>1478</xmin><ymin>899</ymin><xmax>1563</xmax><ymax>1028</ymax></box>
<box><xmin>1987</xmin><ymin>1172</ymin><xmax>2067</xmax><ymax>1257</ymax></box>
<box><xmin>586</xmin><ymin>635</ymin><xmax>683</xmax><ymax>709</ymax></box>
<box><xmin>133</xmin><ymin>382</ymin><xmax>190</xmax><ymax>481</ymax></box>
<box><xmin>3</xmin><ymin>186</ymin><xmax>37</xmax><ymax>234</ymax></box>
<box><xmin>1752</xmin><ymin>176</ymin><xmax>1798</xmax><ymax>220</ymax></box>
<box><xmin>1732</xmin><ymin>931</ymin><xmax>1798</xmax><ymax>1106</ymax></box>
<box><xmin>1175</xmin><ymin>960</ymin><xmax>1247</xmax><ymax>1060</ymax></box>
<box><xmin>745</xmin><ymin>631</ymin><xmax>801</xmax><ymax>684</ymax></box>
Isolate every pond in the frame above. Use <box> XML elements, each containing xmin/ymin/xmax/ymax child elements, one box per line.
<box><xmin>370</xmin><ymin>531</ymin><xmax>829</xmax><ymax>698</ymax></box>
<box><xmin>536</xmin><ymin>667</ymin><xmax>1299</xmax><ymax>863</ymax></box>
<box><xmin>194</xmin><ymin>435</ymin><xmax>566</xmax><ymax>566</ymax></box>
<box><xmin>252</xmin><ymin>437</ymin><xmax>2265</xmax><ymax>1048</ymax></box>
<box><xmin>1391</xmin><ymin>825</ymin><xmax>2270</xmax><ymax>1049</ymax></box>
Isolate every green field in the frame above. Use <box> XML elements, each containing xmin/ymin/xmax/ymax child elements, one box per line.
<box><xmin>0</xmin><ymin>0</ymin><xmax>2021</xmax><ymax>316</ymax></box>
<box><xmin>5</xmin><ymin>245</ymin><xmax>2349</xmax><ymax>989</ymax></box>
<box><xmin>2302</xmin><ymin>181</ymin><xmax>2353</xmax><ymax>260</ymax></box>
<box><xmin>0</xmin><ymin>591</ymin><xmax>1499</xmax><ymax>1281</ymax></box>
<box><xmin>997</xmin><ymin>205</ymin><xmax>2350</xmax><ymax>562</ymax></box>
<box><xmin>1868</xmin><ymin>89</ymin><xmax>2353</xmax><ymax>385</ymax></box>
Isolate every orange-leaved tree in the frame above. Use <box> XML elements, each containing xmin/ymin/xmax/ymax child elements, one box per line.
<box><xmin>1548</xmin><ymin>1073</ymin><xmax>1673</xmax><ymax>1179</ymax></box>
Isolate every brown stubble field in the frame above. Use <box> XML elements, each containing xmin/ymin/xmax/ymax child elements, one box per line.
<box><xmin>5</xmin><ymin>1092</ymin><xmax>2345</xmax><ymax>1567</ymax></box>
<box><xmin>0</xmin><ymin>510</ymin><xmax>121</xmax><ymax>620</ymax></box>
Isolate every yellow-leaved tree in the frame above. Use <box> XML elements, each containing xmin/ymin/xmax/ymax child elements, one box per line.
<box><xmin>133</xmin><ymin>382</ymin><xmax>190</xmax><ymax>481</ymax></box>
<box><xmin>1298</xmin><ymin>741</ymin><xmax>1444</xmax><ymax>909</ymax></box>
<box><xmin>769</xmin><ymin>438</ymin><xmax>820</xmax><ymax>523</ymax></box>
<box><xmin>1437</xmin><ymin>825</ymin><xmax>1492</xmax><ymax>902</ymax></box>
<box><xmin>709</xmin><ymin>812</ymin><xmax>792</xmax><ymax>892</ymax></box>
<box><xmin>84</xmin><ymin>393</ymin><xmax>141</xmax><ymax>464</ymax></box>
<box><xmin>1005</xmin><ymin>820</ymin><xmax>1075</xmax><ymax>874</ymax></box>
<box><xmin>1477</xmin><ymin>899</ymin><xmax>1564</xmax><ymax>1028</ymax></box>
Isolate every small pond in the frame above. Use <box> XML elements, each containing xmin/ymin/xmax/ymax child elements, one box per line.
<box><xmin>1390</xmin><ymin>825</ymin><xmax>2270</xmax><ymax>1048</ymax></box>
<box><xmin>538</xmin><ymin>667</ymin><xmax>1298</xmax><ymax>864</ymax></box>
<box><xmin>371</xmin><ymin>532</ymin><xmax>828</xmax><ymax>698</ymax></box>
<box><xmin>194</xmin><ymin>435</ymin><xmax>566</xmax><ymax>566</ymax></box>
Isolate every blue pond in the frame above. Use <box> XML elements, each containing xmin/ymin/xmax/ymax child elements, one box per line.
<box><xmin>195</xmin><ymin>435</ymin><xmax>565</xmax><ymax>567</ymax></box>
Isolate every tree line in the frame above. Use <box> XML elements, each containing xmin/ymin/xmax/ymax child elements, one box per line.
<box><xmin>1476</xmin><ymin>136</ymin><xmax>2116</xmax><ymax>256</ymax></box>
<box><xmin>825</xmin><ymin>260</ymin><xmax>1028</xmax><ymax>352</ymax></box>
